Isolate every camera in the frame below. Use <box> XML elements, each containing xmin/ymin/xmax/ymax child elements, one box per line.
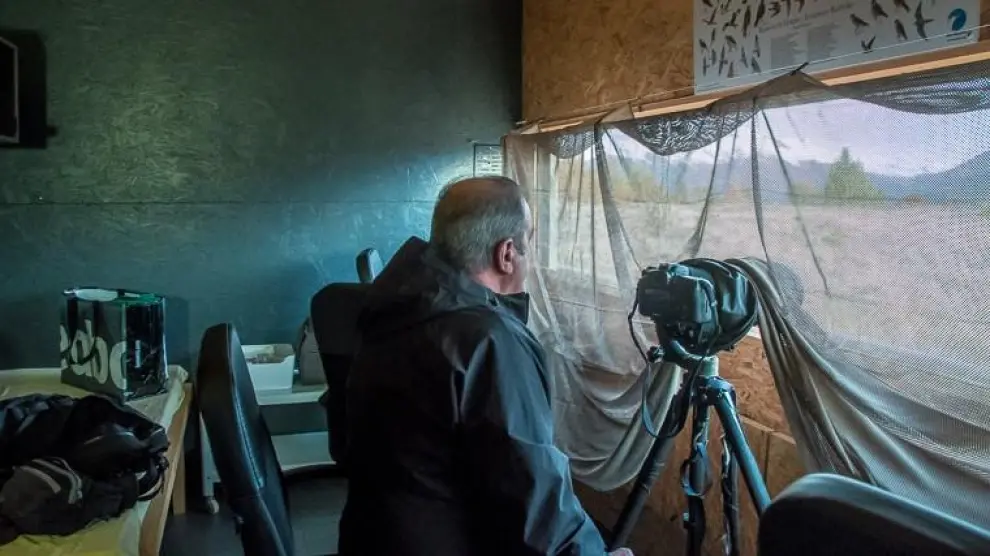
<box><xmin>636</xmin><ymin>264</ymin><xmax>718</xmax><ymax>352</ymax></box>
<box><xmin>635</xmin><ymin>259</ymin><xmax>758</xmax><ymax>356</ymax></box>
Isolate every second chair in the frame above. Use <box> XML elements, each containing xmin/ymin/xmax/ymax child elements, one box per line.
<box><xmin>196</xmin><ymin>323</ymin><xmax>336</xmax><ymax>556</ymax></box>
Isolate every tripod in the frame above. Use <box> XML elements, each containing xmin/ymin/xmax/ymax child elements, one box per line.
<box><xmin>608</xmin><ymin>340</ymin><xmax>771</xmax><ymax>556</ymax></box>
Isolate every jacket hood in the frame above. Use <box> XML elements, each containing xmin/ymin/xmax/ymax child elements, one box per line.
<box><xmin>359</xmin><ymin>237</ymin><xmax>530</xmax><ymax>338</ymax></box>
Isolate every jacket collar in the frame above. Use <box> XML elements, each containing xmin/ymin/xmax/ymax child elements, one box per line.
<box><xmin>421</xmin><ymin>243</ymin><xmax>530</xmax><ymax>325</ymax></box>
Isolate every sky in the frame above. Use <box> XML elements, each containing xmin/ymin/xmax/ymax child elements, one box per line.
<box><xmin>612</xmin><ymin>97</ymin><xmax>990</xmax><ymax>177</ymax></box>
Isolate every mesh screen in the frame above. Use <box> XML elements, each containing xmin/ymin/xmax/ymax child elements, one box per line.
<box><xmin>506</xmin><ymin>61</ymin><xmax>990</xmax><ymax>526</ymax></box>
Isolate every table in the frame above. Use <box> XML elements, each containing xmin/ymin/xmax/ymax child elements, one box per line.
<box><xmin>0</xmin><ymin>367</ymin><xmax>191</xmax><ymax>556</ymax></box>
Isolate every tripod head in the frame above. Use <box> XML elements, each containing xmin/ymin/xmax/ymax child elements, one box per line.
<box><xmin>648</xmin><ymin>335</ymin><xmax>711</xmax><ymax>371</ymax></box>
<box><xmin>644</xmin><ymin>336</ymin><xmax>720</xmax><ymax>439</ymax></box>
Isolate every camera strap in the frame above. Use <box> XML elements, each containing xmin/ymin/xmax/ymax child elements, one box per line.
<box><xmin>680</xmin><ymin>428</ymin><xmax>714</xmax><ymax>500</ymax></box>
<box><xmin>640</xmin><ymin>361</ymin><xmax>662</xmax><ymax>438</ymax></box>
<box><xmin>680</xmin><ymin>426</ymin><xmax>710</xmax><ymax>554</ymax></box>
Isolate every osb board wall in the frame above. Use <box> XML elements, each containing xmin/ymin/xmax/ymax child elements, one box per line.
<box><xmin>719</xmin><ymin>335</ymin><xmax>789</xmax><ymax>434</ymax></box>
<box><xmin>575</xmin><ymin>419</ymin><xmax>805</xmax><ymax>556</ymax></box>
<box><xmin>524</xmin><ymin>0</ymin><xmax>990</xmax><ymax>121</ymax></box>
<box><xmin>523</xmin><ymin>0</ymin><xmax>693</xmax><ymax>121</ymax></box>
<box><xmin>573</xmin><ymin>334</ymin><xmax>801</xmax><ymax>556</ymax></box>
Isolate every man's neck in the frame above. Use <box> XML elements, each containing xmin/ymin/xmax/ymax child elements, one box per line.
<box><xmin>469</xmin><ymin>270</ymin><xmax>505</xmax><ymax>296</ymax></box>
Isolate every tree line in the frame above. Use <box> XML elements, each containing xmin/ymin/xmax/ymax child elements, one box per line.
<box><xmin>560</xmin><ymin>147</ymin><xmax>888</xmax><ymax>203</ymax></box>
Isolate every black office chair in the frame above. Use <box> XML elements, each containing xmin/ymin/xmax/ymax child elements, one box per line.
<box><xmin>355</xmin><ymin>248</ymin><xmax>383</xmax><ymax>284</ymax></box>
<box><xmin>310</xmin><ymin>283</ymin><xmax>369</xmax><ymax>466</ymax></box>
<box><xmin>195</xmin><ymin>323</ymin><xmax>335</xmax><ymax>556</ymax></box>
<box><xmin>759</xmin><ymin>473</ymin><xmax>990</xmax><ymax>556</ymax></box>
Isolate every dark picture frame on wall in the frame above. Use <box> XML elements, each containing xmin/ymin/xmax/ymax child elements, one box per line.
<box><xmin>0</xmin><ymin>29</ymin><xmax>51</xmax><ymax>149</ymax></box>
<box><xmin>0</xmin><ymin>34</ymin><xmax>17</xmax><ymax>144</ymax></box>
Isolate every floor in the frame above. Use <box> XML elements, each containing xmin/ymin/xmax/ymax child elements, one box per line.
<box><xmin>161</xmin><ymin>476</ymin><xmax>347</xmax><ymax>556</ymax></box>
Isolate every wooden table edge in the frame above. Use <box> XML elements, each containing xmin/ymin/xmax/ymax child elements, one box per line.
<box><xmin>139</xmin><ymin>384</ymin><xmax>192</xmax><ymax>556</ymax></box>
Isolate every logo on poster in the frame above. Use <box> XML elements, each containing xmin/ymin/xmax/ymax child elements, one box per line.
<box><xmin>946</xmin><ymin>8</ymin><xmax>973</xmax><ymax>41</ymax></box>
<box><xmin>949</xmin><ymin>8</ymin><xmax>967</xmax><ymax>31</ymax></box>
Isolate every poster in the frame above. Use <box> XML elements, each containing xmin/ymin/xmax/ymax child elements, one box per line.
<box><xmin>473</xmin><ymin>144</ymin><xmax>504</xmax><ymax>176</ymax></box>
<box><xmin>694</xmin><ymin>0</ymin><xmax>981</xmax><ymax>93</ymax></box>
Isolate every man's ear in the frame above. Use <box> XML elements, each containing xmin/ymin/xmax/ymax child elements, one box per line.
<box><xmin>493</xmin><ymin>238</ymin><xmax>515</xmax><ymax>276</ymax></box>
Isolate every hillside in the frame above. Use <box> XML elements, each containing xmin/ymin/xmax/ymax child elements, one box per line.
<box><xmin>869</xmin><ymin>151</ymin><xmax>990</xmax><ymax>202</ymax></box>
<box><xmin>628</xmin><ymin>151</ymin><xmax>990</xmax><ymax>202</ymax></box>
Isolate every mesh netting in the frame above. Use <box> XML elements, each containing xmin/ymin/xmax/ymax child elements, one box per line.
<box><xmin>506</xmin><ymin>61</ymin><xmax>990</xmax><ymax>528</ymax></box>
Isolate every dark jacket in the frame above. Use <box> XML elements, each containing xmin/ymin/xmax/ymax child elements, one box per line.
<box><xmin>339</xmin><ymin>237</ymin><xmax>605</xmax><ymax>556</ymax></box>
<box><xmin>0</xmin><ymin>394</ymin><xmax>168</xmax><ymax>544</ymax></box>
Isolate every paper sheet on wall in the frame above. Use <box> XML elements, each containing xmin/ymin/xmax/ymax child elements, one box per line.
<box><xmin>694</xmin><ymin>0</ymin><xmax>981</xmax><ymax>93</ymax></box>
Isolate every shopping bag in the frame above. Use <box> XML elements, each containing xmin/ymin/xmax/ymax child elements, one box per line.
<box><xmin>58</xmin><ymin>288</ymin><xmax>168</xmax><ymax>400</ymax></box>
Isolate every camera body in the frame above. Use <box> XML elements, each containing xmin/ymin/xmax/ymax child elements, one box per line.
<box><xmin>636</xmin><ymin>263</ymin><xmax>719</xmax><ymax>352</ymax></box>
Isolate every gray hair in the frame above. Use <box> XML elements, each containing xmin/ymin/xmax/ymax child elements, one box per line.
<box><xmin>430</xmin><ymin>176</ymin><xmax>529</xmax><ymax>273</ymax></box>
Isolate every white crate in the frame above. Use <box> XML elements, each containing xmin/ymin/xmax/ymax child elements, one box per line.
<box><xmin>242</xmin><ymin>344</ymin><xmax>295</xmax><ymax>391</ymax></box>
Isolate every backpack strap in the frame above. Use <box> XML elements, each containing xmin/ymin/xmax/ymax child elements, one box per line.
<box><xmin>136</xmin><ymin>454</ymin><xmax>169</xmax><ymax>502</ymax></box>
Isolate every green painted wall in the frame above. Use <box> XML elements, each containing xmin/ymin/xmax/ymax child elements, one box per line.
<box><xmin>0</xmin><ymin>0</ymin><xmax>521</xmax><ymax>369</ymax></box>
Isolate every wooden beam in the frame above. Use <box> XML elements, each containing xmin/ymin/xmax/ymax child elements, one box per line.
<box><xmin>522</xmin><ymin>41</ymin><xmax>990</xmax><ymax>134</ymax></box>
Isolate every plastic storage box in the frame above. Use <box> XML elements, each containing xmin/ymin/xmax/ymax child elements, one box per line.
<box><xmin>242</xmin><ymin>344</ymin><xmax>294</xmax><ymax>391</ymax></box>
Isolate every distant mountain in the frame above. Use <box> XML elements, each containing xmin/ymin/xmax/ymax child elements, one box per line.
<box><xmin>868</xmin><ymin>151</ymin><xmax>990</xmax><ymax>202</ymax></box>
<box><xmin>650</xmin><ymin>151</ymin><xmax>990</xmax><ymax>202</ymax></box>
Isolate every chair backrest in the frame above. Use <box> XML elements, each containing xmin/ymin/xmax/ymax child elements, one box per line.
<box><xmin>310</xmin><ymin>283</ymin><xmax>369</xmax><ymax>466</ymax></box>
<box><xmin>195</xmin><ymin>323</ymin><xmax>293</xmax><ymax>556</ymax></box>
<box><xmin>759</xmin><ymin>473</ymin><xmax>990</xmax><ymax>556</ymax></box>
<box><xmin>355</xmin><ymin>248</ymin><xmax>383</xmax><ymax>284</ymax></box>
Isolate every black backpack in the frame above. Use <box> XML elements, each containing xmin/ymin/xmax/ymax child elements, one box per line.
<box><xmin>0</xmin><ymin>394</ymin><xmax>169</xmax><ymax>544</ymax></box>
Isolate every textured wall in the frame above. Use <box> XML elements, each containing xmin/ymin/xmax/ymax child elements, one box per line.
<box><xmin>0</xmin><ymin>0</ymin><xmax>521</xmax><ymax>370</ymax></box>
<box><xmin>719</xmin><ymin>335</ymin><xmax>788</xmax><ymax>432</ymax></box>
<box><xmin>523</xmin><ymin>0</ymin><xmax>693</xmax><ymax>121</ymax></box>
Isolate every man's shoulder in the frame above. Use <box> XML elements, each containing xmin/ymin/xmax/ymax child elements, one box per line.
<box><xmin>438</xmin><ymin>305</ymin><xmax>538</xmax><ymax>348</ymax></box>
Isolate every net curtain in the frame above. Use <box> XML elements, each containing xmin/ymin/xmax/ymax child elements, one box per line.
<box><xmin>505</xmin><ymin>64</ymin><xmax>990</xmax><ymax>528</ymax></box>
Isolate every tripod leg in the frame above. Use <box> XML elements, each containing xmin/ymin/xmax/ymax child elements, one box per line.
<box><xmin>711</xmin><ymin>386</ymin><xmax>771</xmax><ymax>514</ymax></box>
<box><xmin>609</xmin><ymin>409</ymin><xmax>678</xmax><ymax>550</ymax></box>
<box><xmin>720</xmin><ymin>435</ymin><xmax>740</xmax><ymax>556</ymax></box>
<box><xmin>681</xmin><ymin>403</ymin><xmax>711</xmax><ymax>556</ymax></box>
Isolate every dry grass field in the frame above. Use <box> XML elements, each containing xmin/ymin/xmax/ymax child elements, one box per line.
<box><xmin>543</xmin><ymin>197</ymin><xmax>990</xmax><ymax>377</ymax></box>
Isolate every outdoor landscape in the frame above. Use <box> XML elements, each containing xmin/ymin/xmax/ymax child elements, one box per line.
<box><xmin>540</xmin><ymin>144</ymin><xmax>990</xmax><ymax>380</ymax></box>
<box><xmin>597</xmin><ymin>147</ymin><xmax>990</xmax><ymax>206</ymax></box>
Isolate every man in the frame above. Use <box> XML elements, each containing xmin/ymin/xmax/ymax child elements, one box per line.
<box><xmin>339</xmin><ymin>177</ymin><xmax>632</xmax><ymax>556</ymax></box>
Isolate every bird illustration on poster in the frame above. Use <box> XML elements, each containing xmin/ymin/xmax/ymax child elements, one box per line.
<box><xmin>694</xmin><ymin>0</ymin><xmax>980</xmax><ymax>93</ymax></box>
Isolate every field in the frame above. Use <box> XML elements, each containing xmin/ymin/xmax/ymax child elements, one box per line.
<box><xmin>541</xmin><ymin>197</ymin><xmax>990</xmax><ymax>380</ymax></box>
